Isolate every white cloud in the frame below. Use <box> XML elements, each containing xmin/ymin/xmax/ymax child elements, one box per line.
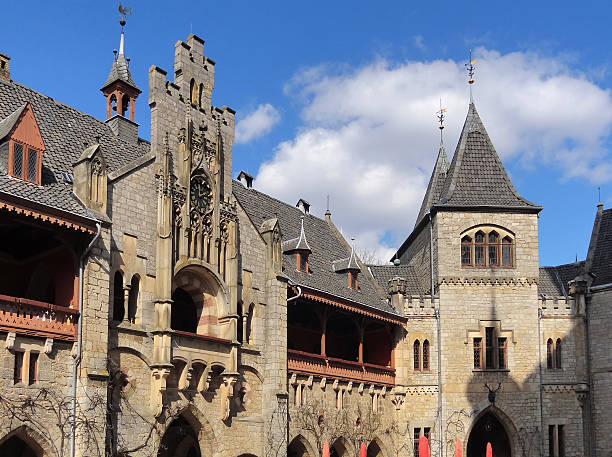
<box><xmin>255</xmin><ymin>49</ymin><xmax>612</xmax><ymax>258</ymax></box>
<box><xmin>235</xmin><ymin>103</ymin><xmax>280</xmax><ymax>144</ymax></box>
<box><xmin>413</xmin><ymin>35</ymin><xmax>426</xmax><ymax>52</ymax></box>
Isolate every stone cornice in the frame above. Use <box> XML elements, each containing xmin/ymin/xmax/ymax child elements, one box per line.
<box><xmin>440</xmin><ymin>277</ymin><xmax>538</xmax><ymax>287</ymax></box>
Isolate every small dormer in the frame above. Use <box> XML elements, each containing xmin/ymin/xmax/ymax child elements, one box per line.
<box><xmin>238</xmin><ymin>170</ymin><xmax>253</xmax><ymax>188</ymax></box>
<box><xmin>0</xmin><ymin>102</ymin><xmax>45</xmax><ymax>186</ymax></box>
<box><xmin>296</xmin><ymin>198</ymin><xmax>310</xmax><ymax>215</ymax></box>
<box><xmin>73</xmin><ymin>141</ymin><xmax>108</xmax><ymax>214</ymax></box>
<box><xmin>282</xmin><ymin>217</ymin><xmax>311</xmax><ymax>273</ymax></box>
<box><xmin>332</xmin><ymin>244</ymin><xmax>361</xmax><ymax>290</ymax></box>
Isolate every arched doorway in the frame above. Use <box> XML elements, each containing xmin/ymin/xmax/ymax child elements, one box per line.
<box><xmin>171</xmin><ymin>288</ymin><xmax>198</xmax><ymax>333</ymax></box>
<box><xmin>158</xmin><ymin>416</ymin><xmax>201</xmax><ymax>457</ymax></box>
<box><xmin>367</xmin><ymin>438</ymin><xmax>385</xmax><ymax>457</ymax></box>
<box><xmin>0</xmin><ymin>435</ymin><xmax>41</xmax><ymax>457</ymax></box>
<box><xmin>288</xmin><ymin>435</ymin><xmax>313</xmax><ymax>457</ymax></box>
<box><xmin>330</xmin><ymin>438</ymin><xmax>350</xmax><ymax>457</ymax></box>
<box><xmin>467</xmin><ymin>412</ymin><xmax>511</xmax><ymax>457</ymax></box>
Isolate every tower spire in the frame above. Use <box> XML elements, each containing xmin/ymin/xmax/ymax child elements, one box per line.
<box><xmin>436</xmin><ymin>98</ymin><xmax>447</xmax><ymax>146</ymax></box>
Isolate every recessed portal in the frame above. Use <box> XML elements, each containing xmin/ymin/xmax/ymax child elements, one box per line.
<box><xmin>466</xmin><ymin>412</ymin><xmax>511</xmax><ymax>457</ymax></box>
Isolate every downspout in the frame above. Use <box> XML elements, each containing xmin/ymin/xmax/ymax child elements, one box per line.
<box><xmin>537</xmin><ymin>307</ymin><xmax>545</xmax><ymax>456</ymax></box>
<box><xmin>70</xmin><ymin>223</ymin><xmax>101</xmax><ymax>457</ymax></box>
<box><xmin>287</xmin><ymin>279</ymin><xmax>302</xmax><ymax>303</ymax></box>
<box><xmin>429</xmin><ymin>213</ymin><xmax>442</xmax><ymax>457</ymax></box>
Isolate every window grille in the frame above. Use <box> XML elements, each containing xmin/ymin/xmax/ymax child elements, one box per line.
<box><xmin>422</xmin><ymin>340</ymin><xmax>430</xmax><ymax>370</ymax></box>
<box><xmin>27</xmin><ymin>148</ymin><xmax>38</xmax><ymax>182</ymax></box>
<box><xmin>473</xmin><ymin>338</ymin><xmax>482</xmax><ymax>369</ymax></box>
<box><xmin>13</xmin><ymin>143</ymin><xmax>23</xmax><ymax>178</ymax></box>
<box><xmin>413</xmin><ymin>340</ymin><xmax>420</xmax><ymax>371</ymax></box>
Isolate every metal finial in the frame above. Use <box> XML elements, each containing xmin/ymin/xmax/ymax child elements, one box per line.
<box><xmin>326</xmin><ymin>195</ymin><xmax>330</xmax><ymax>211</ymax></box>
<box><xmin>118</xmin><ymin>3</ymin><xmax>132</xmax><ymax>27</ymax></box>
<box><xmin>436</xmin><ymin>98</ymin><xmax>447</xmax><ymax>131</ymax></box>
<box><xmin>465</xmin><ymin>49</ymin><xmax>476</xmax><ymax>85</ymax></box>
<box><xmin>598</xmin><ymin>186</ymin><xmax>601</xmax><ymax>202</ymax></box>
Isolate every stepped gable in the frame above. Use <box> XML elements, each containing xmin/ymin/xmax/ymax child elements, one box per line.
<box><xmin>232</xmin><ymin>181</ymin><xmax>400</xmax><ymax>316</ymax></box>
<box><xmin>0</xmin><ymin>79</ymin><xmax>150</xmax><ymax>220</ymax></box>
<box><xmin>588</xmin><ymin>207</ymin><xmax>612</xmax><ymax>287</ymax></box>
<box><xmin>368</xmin><ymin>264</ymin><xmax>422</xmax><ymax>296</ymax></box>
<box><xmin>414</xmin><ymin>140</ymin><xmax>449</xmax><ymax>227</ymax></box>
<box><xmin>437</xmin><ymin>103</ymin><xmax>541</xmax><ymax>211</ymax></box>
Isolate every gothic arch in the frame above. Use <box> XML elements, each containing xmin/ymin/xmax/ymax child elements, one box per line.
<box><xmin>288</xmin><ymin>434</ymin><xmax>317</xmax><ymax>457</ymax></box>
<box><xmin>465</xmin><ymin>405</ymin><xmax>519</xmax><ymax>457</ymax></box>
<box><xmin>367</xmin><ymin>436</ymin><xmax>389</xmax><ymax>457</ymax></box>
<box><xmin>331</xmin><ymin>437</ymin><xmax>354</xmax><ymax>457</ymax></box>
<box><xmin>158</xmin><ymin>404</ymin><xmax>215</xmax><ymax>457</ymax></box>
<box><xmin>0</xmin><ymin>424</ymin><xmax>56</xmax><ymax>457</ymax></box>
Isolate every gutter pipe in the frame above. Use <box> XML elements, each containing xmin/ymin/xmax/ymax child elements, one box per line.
<box><xmin>70</xmin><ymin>223</ymin><xmax>101</xmax><ymax>457</ymax></box>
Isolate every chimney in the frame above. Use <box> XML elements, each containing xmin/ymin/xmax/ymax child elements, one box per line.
<box><xmin>105</xmin><ymin>115</ymin><xmax>139</xmax><ymax>145</ymax></box>
<box><xmin>238</xmin><ymin>171</ymin><xmax>253</xmax><ymax>188</ymax></box>
<box><xmin>0</xmin><ymin>53</ymin><xmax>10</xmax><ymax>82</ymax></box>
<box><xmin>296</xmin><ymin>198</ymin><xmax>310</xmax><ymax>215</ymax></box>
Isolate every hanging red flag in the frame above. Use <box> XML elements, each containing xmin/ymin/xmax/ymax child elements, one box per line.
<box><xmin>323</xmin><ymin>441</ymin><xmax>330</xmax><ymax>457</ymax></box>
<box><xmin>419</xmin><ymin>436</ymin><xmax>430</xmax><ymax>457</ymax></box>
<box><xmin>454</xmin><ymin>439</ymin><xmax>462</xmax><ymax>457</ymax></box>
<box><xmin>486</xmin><ymin>442</ymin><xmax>492</xmax><ymax>457</ymax></box>
<box><xmin>360</xmin><ymin>441</ymin><xmax>367</xmax><ymax>457</ymax></box>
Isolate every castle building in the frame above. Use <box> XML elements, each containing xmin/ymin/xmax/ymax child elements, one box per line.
<box><xmin>0</xmin><ymin>25</ymin><xmax>610</xmax><ymax>457</ymax></box>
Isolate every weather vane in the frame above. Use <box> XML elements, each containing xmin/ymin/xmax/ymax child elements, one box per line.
<box><xmin>436</xmin><ymin>98</ymin><xmax>447</xmax><ymax>131</ymax></box>
<box><xmin>118</xmin><ymin>3</ymin><xmax>132</xmax><ymax>27</ymax></box>
<box><xmin>465</xmin><ymin>49</ymin><xmax>476</xmax><ymax>85</ymax></box>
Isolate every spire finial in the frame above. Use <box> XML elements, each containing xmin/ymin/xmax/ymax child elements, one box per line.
<box><xmin>436</xmin><ymin>98</ymin><xmax>447</xmax><ymax>145</ymax></box>
<box><xmin>465</xmin><ymin>49</ymin><xmax>477</xmax><ymax>102</ymax></box>
<box><xmin>118</xmin><ymin>3</ymin><xmax>132</xmax><ymax>55</ymax></box>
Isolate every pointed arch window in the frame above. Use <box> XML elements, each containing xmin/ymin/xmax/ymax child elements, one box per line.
<box><xmin>547</xmin><ymin>338</ymin><xmax>554</xmax><ymax>369</ymax></box>
<box><xmin>127</xmin><ymin>275</ymin><xmax>139</xmax><ymax>324</ymax></box>
<box><xmin>474</xmin><ymin>231</ymin><xmax>485</xmax><ymax>266</ymax></box>
<box><xmin>422</xmin><ymin>340</ymin><xmax>430</xmax><ymax>371</ymax></box>
<box><xmin>113</xmin><ymin>271</ymin><xmax>124</xmax><ymax>322</ymax></box>
<box><xmin>502</xmin><ymin>236</ymin><xmax>513</xmax><ymax>266</ymax></box>
<box><xmin>413</xmin><ymin>340</ymin><xmax>420</xmax><ymax>371</ymax></box>
<box><xmin>555</xmin><ymin>338</ymin><xmax>562</xmax><ymax>369</ymax></box>
<box><xmin>488</xmin><ymin>232</ymin><xmax>499</xmax><ymax>266</ymax></box>
<box><xmin>461</xmin><ymin>236</ymin><xmax>472</xmax><ymax>266</ymax></box>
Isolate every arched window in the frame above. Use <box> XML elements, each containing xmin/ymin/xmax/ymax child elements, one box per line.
<box><xmin>487</xmin><ymin>231</ymin><xmax>499</xmax><ymax>266</ymax></box>
<box><xmin>171</xmin><ymin>288</ymin><xmax>198</xmax><ymax>333</ymax></box>
<box><xmin>555</xmin><ymin>338</ymin><xmax>562</xmax><ymax>369</ymax></box>
<box><xmin>502</xmin><ymin>236</ymin><xmax>513</xmax><ymax>266</ymax></box>
<box><xmin>113</xmin><ymin>271</ymin><xmax>124</xmax><ymax>321</ymax></box>
<box><xmin>422</xmin><ymin>339</ymin><xmax>430</xmax><ymax>371</ymax></box>
<box><xmin>128</xmin><ymin>275</ymin><xmax>139</xmax><ymax>324</ymax></box>
<box><xmin>110</xmin><ymin>94</ymin><xmax>117</xmax><ymax>114</ymax></box>
<box><xmin>246</xmin><ymin>304</ymin><xmax>255</xmax><ymax>345</ymax></box>
<box><xmin>121</xmin><ymin>96</ymin><xmax>129</xmax><ymax>117</ymax></box>
<box><xmin>190</xmin><ymin>79</ymin><xmax>198</xmax><ymax>106</ymax></box>
<box><xmin>199</xmin><ymin>83</ymin><xmax>204</xmax><ymax>108</ymax></box>
<box><xmin>546</xmin><ymin>338</ymin><xmax>554</xmax><ymax>369</ymax></box>
<box><xmin>461</xmin><ymin>236</ymin><xmax>472</xmax><ymax>266</ymax></box>
<box><xmin>413</xmin><ymin>340</ymin><xmax>420</xmax><ymax>371</ymax></box>
<box><xmin>474</xmin><ymin>231</ymin><xmax>485</xmax><ymax>266</ymax></box>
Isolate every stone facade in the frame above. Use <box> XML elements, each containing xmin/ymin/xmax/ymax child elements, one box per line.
<box><xmin>0</xmin><ymin>28</ymin><xmax>611</xmax><ymax>457</ymax></box>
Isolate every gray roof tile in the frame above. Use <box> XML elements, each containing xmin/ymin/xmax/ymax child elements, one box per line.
<box><xmin>368</xmin><ymin>264</ymin><xmax>422</xmax><ymax>296</ymax></box>
<box><xmin>0</xmin><ymin>79</ymin><xmax>150</xmax><ymax>221</ymax></box>
<box><xmin>233</xmin><ymin>181</ymin><xmax>400</xmax><ymax>316</ymax></box>
<box><xmin>589</xmin><ymin>208</ymin><xmax>612</xmax><ymax>286</ymax></box>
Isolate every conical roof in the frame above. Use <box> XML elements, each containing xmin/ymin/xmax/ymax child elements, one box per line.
<box><xmin>436</xmin><ymin>103</ymin><xmax>540</xmax><ymax>210</ymax></box>
<box><xmin>101</xmin><ymin>29</ymin><xmax>139</xmax><ymax>92</ymax></box>
<box><xmin>415</xmin><ymin>139</ymin><xmax>450</xmax><ymax>227</ymax></box>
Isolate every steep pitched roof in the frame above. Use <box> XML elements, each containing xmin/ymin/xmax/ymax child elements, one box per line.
<box><xmin>538</xmin><ymin>263</ymin><xmax>581</xmax><ymax>297</ymax></box>
<box><xmin>437</xmin><ymin>103</ymin><xmax>541</xmax><ymax>211</ymax></box>
<box><xmin>415</xmin><ymin>139</ymin><xmax>449</xmax><ymax>227</ymax></box>
<box><xmin>101</xmin><ymin>30</ymin><xmax>139</xmax><ymax>92</ymax></box>
<box><xmin>586</xmin><ymin>207</ymin><xmax>612</xmax><ymax>287</ymax></box>
<box><xmin>232</xmin><ymin>181</ymin><xmax>400</xmax><ymax>316</ymax></box>
<box><xmin>0</xmin><ymin>79</ymin><xmax>150</xmax><ymax>221</ymax></box>
<box><xmin>0</xmin><ymin>103</ymin><xmax>26</xmax><ymax>141</ymax></box>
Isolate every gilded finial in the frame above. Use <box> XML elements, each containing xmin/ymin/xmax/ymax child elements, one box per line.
<box><xmin>465</xmin><ymin>49</ymin><xmax>476</xmax><ymax>85</ymax></box>
<box><xmin>436</xmin><ymin>98</ymin><xmax>447</xmax><ymax>131</ymax></box>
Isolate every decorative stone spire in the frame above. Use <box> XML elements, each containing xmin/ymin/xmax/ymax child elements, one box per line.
<box><xmin>100</xmin><ymin>18</ymin><xmax>141</xmax><ymax>122</ymax></box>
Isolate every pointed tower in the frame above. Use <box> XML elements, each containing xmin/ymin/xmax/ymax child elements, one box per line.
<box><xmin>415</xmin><ymin>135</ymin><xmax>450</xmax><ymax>227</ymax></box>
<box><xmin>101</xmin><ymin>19</ymin><xmax>141</xmax><ymax>122</ymax></box>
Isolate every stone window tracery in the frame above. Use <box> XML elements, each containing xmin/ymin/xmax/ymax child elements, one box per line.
<box><xmin>547</xmin><ymin>337</ymin><xmax>563</xmax><ymax>370</ymax></box>
<box><xmin>460</xmin><ymin>226</ymin><xmax>515</xmax><ymax>268</ymax></box>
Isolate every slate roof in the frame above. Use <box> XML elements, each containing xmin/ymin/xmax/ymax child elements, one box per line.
<box><xmin>368</xmin><ymin>264</ymin><xmax>422</xmax><ymax>296</ymax></box>
<box><xmin>538</xmin><ymin>263</ymin><xmax>580</xmax><ymax>297</ymax></box>
<box><xmin>437</xmin><ymin>103</ymin><xmax>541</xmax><ymax>210</ymax></box>
<box><xmin>0</xmin><ymin>103</ymin><xmax>26</xmax><ymax>141</ymax></box>
<box><xmin>102</xmin><ymin>31</ymin><xmax>139</xmax><ymax>92</ymax></box>
<box><xmin>232</xmin><ymin>181</ymin><xmax>400</xmax><ymax>316</ymax></box>
<box><xmin>415</xmin><ymin>140</ymin><xmax>449</xmax><ymax>227</ymax></box>
<box><xmin>587</xmin><ymin>207</ymin><xmax>612</xmax><ymax>287</ymax></box>
<box><xmin>0</xmin><ymin>79</ymin><xmax>150</xmax><ymax>221</ymax></box>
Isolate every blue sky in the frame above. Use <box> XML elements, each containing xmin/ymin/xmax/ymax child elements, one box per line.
<box><xmin>2</xmin><ymin>1</ymin><xmax>611</xmax><ymax>265</ymax></box>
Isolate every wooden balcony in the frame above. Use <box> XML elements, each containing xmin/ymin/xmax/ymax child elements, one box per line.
<box><xmin>0</xmin><ymin>294</ymin><xmax>79</xmax><ymax>341</ymax></box>
<box><xmin>288</xmin><ymin>349</ymin><xmax>395</xmax><ymax>386</ymax></box>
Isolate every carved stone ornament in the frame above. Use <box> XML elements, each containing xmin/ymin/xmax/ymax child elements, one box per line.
<box><xmin>5</xmin><ymin>332</ymin><xmax>16</xmax><ymax>350</ymax></box>
<box><xmin>44</xmin><ymin>338</ymin><xmax>54</xmax><ymax>354</ymax></box>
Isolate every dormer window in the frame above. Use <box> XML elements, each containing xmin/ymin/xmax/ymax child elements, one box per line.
<box><xmin>460</xmin><ymin>226</ymin><xmax>515</xmax><ymax>268</ymax></box>
<box><xmin>348</xmin><ymin>270</ymin><xmax>358</xmax><ymax>290</ymax></box>
<box><xmin>9</xmin><ymin>140</ymin><xmax>42</xmax><ymax>184</ymax></box>
<box><xmin>0</xmin><ymin>103</ymin><xmax>45</xmax><ymax>186</ymax></box>
<box><xmin>297</xmin><ymin>251</ymin><xmax>309</xmax><ymax>273</ymax></box>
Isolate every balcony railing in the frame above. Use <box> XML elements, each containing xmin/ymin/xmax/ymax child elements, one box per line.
<box><xmin>288</xmin><ymin>349</ymin><xmax>395</xmax><ymax>386</ymax></box>
<box><xmin>0</xmin><ymin>294</ymin><xmax>79</xmax><ymax>341</ymax></box>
